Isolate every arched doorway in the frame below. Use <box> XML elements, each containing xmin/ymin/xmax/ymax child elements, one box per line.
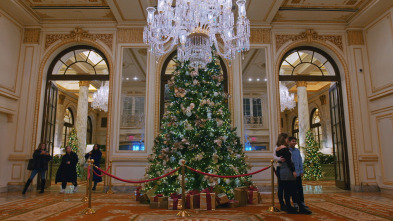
<box><xmin>279</xmin><ymin>46</ymin><xmax>350</xmax><ymax>190</ymax></box>
<box><xmin>40</xmin><ymin>45</ymin><xmax>110</xmax><ymax>189</ymax></box>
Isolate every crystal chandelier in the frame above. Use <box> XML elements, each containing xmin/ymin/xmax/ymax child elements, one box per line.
<box><xmin>92</xmin><ymin>81</ymin><xmax>109</xmax><ymax>112</ymax></box>
<box><xmin>280</xmin><ymin>82</ymin><xmax>296</xmax><ymax>112</ymax></box>
<box><xmin>143</xmin><ymin>0</ymin><xmax>250</xmax><ymax>69</ymax></box>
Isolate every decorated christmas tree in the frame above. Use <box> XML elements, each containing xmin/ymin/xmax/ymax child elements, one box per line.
<box><xmin>65</xmin><ymin>128</ymin><xmax>81</xmax><ymax>177</ymax></box>
<box><xmin>303</xmin><ymin>130</ymin><xmax>322</xmax><ymax>180</ymax></box>
<box><xmin>143</xmin><ymin>54</ymin><xmax>251</xmax><ymax>198</ymax></box>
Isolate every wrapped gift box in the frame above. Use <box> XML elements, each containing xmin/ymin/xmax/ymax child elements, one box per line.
<box><xmin>248</xmin><ymin>186</ymin><xmax>259</xmax><ymax>204</ymax></box>
<box><xmin>134</xmin><ymin>191</ymin><xmax>141</xmax><ymax>201</ymax></box>
<box><xmin>216</xmin><ymin>193</ymin><xmax>229</xmax><ymax>205</ymax></box>
<box><xmin>186</xmin><ymin>191</ymin><xmax>200</xmax><ymax>209</ymax></box>
<box><xmin>139</xmin><ymin>194</ymin><xmax>149</xmax><ymax>204</ymax></box>
<box><xmin>150</xmin><ymin>201</ymin><xmax>168</xmax><ymax>209</ymax></box>
<box><xmin>149</xmin><ymin>195</ymin><xmax>168</xmax><ymax>203</ymax></box>
<box><xmin>200</xmin><ymin>192</ymin><xmax>216</xmax><ymax>210</ymax></box>
<box><xmin>234</xmin><ymin>187</ymin><xmax>248</xmax><ymax>207</ymax></box>
<box><xmin>168</xmin><ymin>198</ymin><xmax>182</xmax><ymax>210</ymax></box>
<box><xmin>228</xmin><ymin>200</ymin><xmax>239</xmax><ymax>208</ymax></box>
<box><xmin>248</xmin><ymin>191</ymin><xmax>259</xmax><ymax>204</ymax></box>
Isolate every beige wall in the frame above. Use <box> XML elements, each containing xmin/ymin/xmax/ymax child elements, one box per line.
<box><xmin>0</xmin><ymin>5</ymin><xmax>393</xmax><ymax>192</ymax></box>
<box><xmin>363</xmin><ymin>8</ymin><xmax>393</xmax><ymax>192</ymax></box>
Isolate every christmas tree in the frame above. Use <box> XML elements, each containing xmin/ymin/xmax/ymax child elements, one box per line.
<box><xmin>65</xmin><ymin>128</ymin><xmax>81</xmax><ymax>177</ymax></box>
<box><xmin>303</xmin><ymin>130</ymin><xmax>322</xmax><ymax>180</ymax></box>
<box><xmin>143</xmin><ymin>54</ymin><xmax>251</xmax><ymax>198</ymax></box>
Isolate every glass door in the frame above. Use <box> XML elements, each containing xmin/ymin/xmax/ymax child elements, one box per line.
<box><xmin>39</xmin><ymin>81</ymin><xmax>58</xmax><ymax>188</ymax></box>
<box><xmin>329</xmin><ymin>82</ymin><xmax>350</xmax><ymax>190</ymax></box>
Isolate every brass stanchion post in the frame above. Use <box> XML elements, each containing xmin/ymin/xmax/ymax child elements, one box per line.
<box><xmin>267</xmin><ymin>160</ymin><xmax>279</xmax><ymax>212</ymax></box>
<box><xmin>176</xmin><ymin>160</ymin><xmax>190</xmax><ymax>217</ymax></box>
<box><xmin>83</xmin><ymin>159</ymin><xmax>96</xmax><ymax>214</ymax></box>
<box><xmin>106</xmin><ymin>160</ymin><xmax>114</xmax><ymax>194</ymax></box>
<box><xmin>81</xmin><ymin>160</ymin><xmax>89</xmax><ymax>202</ymax></box>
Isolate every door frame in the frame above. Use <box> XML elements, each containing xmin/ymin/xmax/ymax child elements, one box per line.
<box><xmin>278</xmin><ymin>46</ymin><xmax>350</xmax><ymax>190</ymax></box>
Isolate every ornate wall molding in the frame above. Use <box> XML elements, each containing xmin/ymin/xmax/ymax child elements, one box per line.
<box><xmin>117</xmin><ymin>28</ymin><xmax>144</xmax><ymax>43</ymax></box>
<box><xmin>275</xmin><ymin>29</ymin><xmax>343</xmax><ymax>52</ymax></box>
<box><xmin>347</xmin><ymin>30</ymin><xmax>364</xmax><ymax>46</ymax></box>
<box><xmin>45</xmin><ymin>27</ymin><xmax>113</xmax><ymax>50</ymax></box>
<box><xmin>23</xmin><ymin>28</ymin><xmax>41</xmax><ymax>44</ymax></box>
<box><xmin>250</xmin><ymin>28</ymin><xmax>271</xmax><ymax>44</ymax></box>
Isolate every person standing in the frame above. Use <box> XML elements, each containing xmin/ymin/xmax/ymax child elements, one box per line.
<box><xmin>56</xmin><ymin>146</ymin><xmax>79</xmax><ymax>193</ymax></box>
<box><xmin>273</xmin><ymin>133</ymin><xmax>288</xmax><ymax>211</ymax></box>
<box><xmin>288</xmin><ymin>136</ymin><xmax>312</xmax><ymax>214</ymax></box>
<box><xmin>275</xmin><ymin>134</ymin><xmax>298</xmax><ymax>214</ymax></box>
<box><xmin>22</xmin><ymin>143</ymin><xmax>52</xmax><ymax>194</ymax></box>
<box><xmin>85</xmin><ymin>144</ymin><xmax>102</xmax><ymax>191</ymax></box>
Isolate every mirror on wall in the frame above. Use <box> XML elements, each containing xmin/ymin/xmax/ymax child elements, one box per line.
<box><xmin>241</xmin><ymin>48</ymin><xmax>270</xmax><ymax>151</ymax></box>
<box><xmin>118</xmin><ymin>48</ymin><xmax>147</xmax><ymax>151</ymax></box>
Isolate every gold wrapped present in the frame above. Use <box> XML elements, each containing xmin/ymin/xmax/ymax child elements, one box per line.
<box><xmin>168</xmin><ymin>198</ymin><xmax>182</xmax><ymax>210</ymax></box>
<box><xmin>139</xmin><ymin>194</ymin><xmax>149</xmax><ymax>204</ymax></box>
<box><xmin>200</xmin><ymin>192</ymin><xmax>216</xmax><ymax>210</ymax></box>
<box><xmin>216</xmin><ymin>193</ymin><xmax>229</xmax><ymax>205</ymax></box>
<box><xmin>186</xmin><ymin>190</ymin><xmax>200</xmax><ymax>209</ymax></box>
<box><xmin>228</xmin><ymin>200</ymin><xmax>239</xmax><ymax>208</ymax></box>
<box><xmin>248</xmin><ymin>191</ymin><xmax>259</xmax><ymax>204</ymax></box>
<box><xmin>234</xmin><ymin>187</ymin><xmax>248</xmax><ymax>207</ymax></box>
<box><xmin>150</xmin><ymin>201</ymin><xmax>168</xmax><ymax>209</ymax></box>
<box><xmin>149</xmin><ymin>195</ymin><xmax>168</xmax><ymax>203</ymax></box>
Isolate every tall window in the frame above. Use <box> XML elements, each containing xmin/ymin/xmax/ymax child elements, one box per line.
<box><xmin>87</xmin><ymin>116</ymin><xmax>92</xmax><ymax>144</ymax></box>
<box><xmin>292</xmin><ymin>117</ymin><xmax>299</xmax><ymax>139</ymax></box>
<box><xmin>243</xmin><ymin>98</ymin><xmax>263</xmax><ymax>127</ymax></box>
<box><xmin>63</xmin><ymin>108</ymin><xmax>74</xmax><ymax>147</ymax></box>
<box><xmin>310</xmin><ymin>108</ymin><xmax>322</xmax><ymax>148</ymax></box>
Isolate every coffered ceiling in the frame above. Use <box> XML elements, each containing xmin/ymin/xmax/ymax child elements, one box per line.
<box><xmin>1</xmin><ymin>0</ymin><xmax>391</xmax><ymax>27</ymax></box>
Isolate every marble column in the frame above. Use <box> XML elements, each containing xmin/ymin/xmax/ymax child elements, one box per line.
<box><xmin>76</xmin><ymin>81</ymin><xmax>89</xmax><ymax>161</ymax></box>
<box><xmin>296</xmin><ymin>81</ymin><xmax>309</xmax><ymax>147</ymax></box>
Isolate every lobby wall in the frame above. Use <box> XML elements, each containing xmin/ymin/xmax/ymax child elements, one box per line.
<box><xmin>0</xmin><ymin>5</ymin><xmax>392</xmax><ymax>192</ymax></box>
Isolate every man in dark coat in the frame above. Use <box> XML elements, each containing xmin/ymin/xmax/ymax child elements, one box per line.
<box><xmin>56</xmin><ymin>146</ymin><xmax>79</xmax><ymax>193</ymax></box>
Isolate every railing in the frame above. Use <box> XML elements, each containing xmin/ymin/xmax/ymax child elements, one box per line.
<box><xmin>243</xmin><ymin>116</ymin><xmax>263</xmax><ymax>128</ymax></box>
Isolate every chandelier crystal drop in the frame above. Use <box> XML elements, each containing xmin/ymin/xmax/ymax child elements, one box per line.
<box><xmin>280</xmin><ymin>82</ymin><xmax>296</xmax><ymax>112</ymax></box>
<box><xmin>143</xmin><ymin>0</ymin><xmax>250</xmax><ymax>69</ymax></box>
<box><xmin>92</xmin><ymin>81</ymin><xmax>109</xmax><ymax>112</ymax></box>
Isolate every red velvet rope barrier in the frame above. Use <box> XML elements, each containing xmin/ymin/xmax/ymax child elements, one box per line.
<box><xmin>95</xmin><ymin>166</ymin><xmax>180</xmax><ymax>183</ymax></box>
<box><xmin>186</xmin><ymin>165</ymin><xmax>271</xmax><ymax>178</ymax></box>
<box><xmin>92</xmin><ymin>166</ymin><xmax>111</xmax><ymax>177</ymax></box>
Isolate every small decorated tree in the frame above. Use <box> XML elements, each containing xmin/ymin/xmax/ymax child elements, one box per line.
<box><xmin>65</xmin><ymin>128</ymin><xmax>82</xmax><ymax>177</ymax></box>
<box><xmin>303</xmin><ymin>130</ymin><xmax>322</xmax><ymax>180</ymax></box>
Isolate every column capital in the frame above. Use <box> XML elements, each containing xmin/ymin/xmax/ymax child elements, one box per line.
<box><xmin>296</xmin><ymin>81</ymin><xmax>307</xmax><ymax>88</ymax></box>
<box><xmin>79</xmin><ymin>81</ymin><xmax>90</xmax><ymax>87</ymax></box>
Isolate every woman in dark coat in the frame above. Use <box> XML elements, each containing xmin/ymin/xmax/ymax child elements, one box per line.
<box><xmin>276</xmin><ymin>134</ymin><xmax>298</xmax><ymax>214</ymax></box>
<box><xmin>56</xmin><ymin>146</ymin><xmax>79</xmax><ymax>193</ymax></box>
<box><xmin>85</xmin><ymin>144</ymin><xmax>102</xmax><ymax>190</ymax></box>
<box><xmin>22</xmin><ymin>143</ymin><xmax>52</xmax><ymax>194</ymax></box>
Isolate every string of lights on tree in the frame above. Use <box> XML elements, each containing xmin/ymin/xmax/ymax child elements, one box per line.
<box><xmin>143</xmin><ymin>53</ymin><xmax>252</xmax><ymax>198</ymax></box>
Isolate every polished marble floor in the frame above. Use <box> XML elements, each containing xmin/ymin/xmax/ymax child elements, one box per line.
<box><xmin>1</xmin><ymin>181</ymin><xmax>392</xmax><ymax>221</ymax></box>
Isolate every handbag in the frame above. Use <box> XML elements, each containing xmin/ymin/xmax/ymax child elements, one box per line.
<box><xmin>27</xmin><ymin>159</ymin><xmax>35</xmax><ymax>170</ymax></box>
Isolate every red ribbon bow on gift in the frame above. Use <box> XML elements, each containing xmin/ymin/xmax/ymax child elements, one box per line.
<box><xmin>201</xmin><ymin>187</ymin><xmax>214</xmax><ymax>210</ymax></box>
<box><xmin>170</xmin><ymin>193</ymin><xmax>181</xmax><ymax>210</ymax></box>
<box><xmin>186</xmin><ymin>190</ymin><xmax>200</xmax><ymax>208</ymax></box>
<box><xmin>136</xmin><ymin>186</ymin><xmax>142</xmax><ymax>193</ymax></box>
<box><xmin>248</xmin><ymin>185</ymin><xmax>259</xmax><ymax>204</ymax></box>
<box><xmin>153</xmin><ymin>194</ymin><xmax>163</xmax><ymax>202</ymax></box>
